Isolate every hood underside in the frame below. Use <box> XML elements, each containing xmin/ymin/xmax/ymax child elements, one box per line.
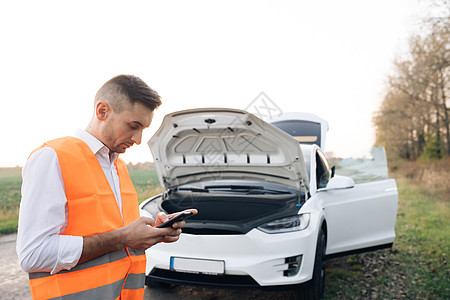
<box><xmin>149</xmin><ymin>108</ymin><xmax>309</xmax><ymax>191</ymax></box>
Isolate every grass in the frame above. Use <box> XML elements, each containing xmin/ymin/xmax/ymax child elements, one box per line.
<box><xmin>0</xmin><ymin>167</ymin><xmax>21</xmax><ymax>235</ymax></box>
<box><xmin>0</xmin><ymin>217</ymin><xmax>19</xmax><ymax>235</ymax></box>
<box><xmin>0</xmin><ymin>168</ymin><xmax>21</xmax><ymax>212</ymax></box>
<box><xmin>128</xmin><ymin>168</ymin><xmax>163</xmax><ymax>203</ymax></box>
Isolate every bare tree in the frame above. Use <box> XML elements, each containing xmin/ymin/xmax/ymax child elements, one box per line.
<box><xmin>374</xmin><ymin>0</ymin><xmax>449</xmax><ymax>159</ymax></box>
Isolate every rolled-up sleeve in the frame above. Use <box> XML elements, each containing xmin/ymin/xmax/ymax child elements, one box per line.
<box><xmin>16</xmin><ymin>147</ymin><xmax>83</xmax><ymax>274</ymax></box>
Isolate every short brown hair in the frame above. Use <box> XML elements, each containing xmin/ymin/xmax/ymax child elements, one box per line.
<box><xmin>95</xmin><ymin>75</ymin><xmax>162</xmax><ymax>112</ymax></box>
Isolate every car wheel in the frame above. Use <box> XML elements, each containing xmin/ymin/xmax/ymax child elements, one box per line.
<box><xmin>295</xmin><ymin>227</ymin><xmax>326</xmax><ymax>300</ymax></box>
<box><xmin>145</xmin><ymin>276</ymin><xmax>172</xmax><ymax>289</ymax></box>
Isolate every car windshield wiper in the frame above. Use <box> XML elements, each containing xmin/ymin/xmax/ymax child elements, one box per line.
<box><xmin>204</xmin><ymin>185</ymin><xmax>291</xmax><ymax>194</ymax></box>
<box><xmin>176</xmin><ymin>187</ymin><xmax>209</xmax><ymax>193</ymax></box>
<box><xmin>205</xmin><ymin>185</ymin><xmax>263</xmax><ymax>190</ymax></box>
<box><xmin>175</xmin><ymin>185</ymin><xmax>292</xmax><ymax>195</ymax></box>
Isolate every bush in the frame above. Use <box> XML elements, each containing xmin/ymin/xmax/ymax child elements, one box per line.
<box><xmin>420</xmin><ymin>135</ymin><xmax>443</xmax><ymax>161</ymax></box>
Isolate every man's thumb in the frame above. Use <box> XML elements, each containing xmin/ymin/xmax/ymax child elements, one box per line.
<box><xmin>141</xmin><ymin>216</ymin><xmax>155</xmax><ymax>226</ymax></box>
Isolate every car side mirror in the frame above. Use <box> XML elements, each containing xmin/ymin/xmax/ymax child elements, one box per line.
<box><xmin>330</xmin><ymin>166</ymin><xmax>335</xmax><ymax>178</ymax></box>
<box><xmin>320</xmin><ymin>175</ymin><xmax>355</xmax><ymax>191</ymax></box>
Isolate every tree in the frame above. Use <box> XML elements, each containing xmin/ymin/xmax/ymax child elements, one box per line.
<box><xmin>374</xmin><ymin>1</ymin><xmax>449</xmax><ymax>159</ymax></box>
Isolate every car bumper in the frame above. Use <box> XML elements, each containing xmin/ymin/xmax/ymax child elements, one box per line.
<box><xmin>145</xmin><ymin>226</ymin><xmax>318</xmax><ymax>287</ymax></box>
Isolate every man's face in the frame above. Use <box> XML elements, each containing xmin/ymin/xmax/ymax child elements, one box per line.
<box><xmin>102</xmin><ymin>102</ymin><xmax>154</xmax><ymax>154</ymax></box>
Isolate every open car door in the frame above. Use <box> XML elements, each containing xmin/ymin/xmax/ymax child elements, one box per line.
<box><xmin>318</xmin><ymin>148</ymin><xmax>398</xmax><ymax>257</ymax></box>
<box><xmin>320</xmin><ymin>179</ymin><xmax>398</xmax><ymax>256</ymax></box>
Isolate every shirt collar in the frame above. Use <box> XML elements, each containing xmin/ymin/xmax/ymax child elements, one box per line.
<box><xmin>73</xmin><ymin>129</ymin><xmax>119</xmax><ymax>163</ymax></box>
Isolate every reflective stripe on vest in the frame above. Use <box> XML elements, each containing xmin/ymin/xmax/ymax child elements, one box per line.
<box><xmin>48</xmin><ymin>277</ymin><xmax>126</xmax><ymax>300</ymax></box>
<box><xmin>28</xmin><ymin>137</ymin><xmax>146</xmax><ymax>300</ymax></box>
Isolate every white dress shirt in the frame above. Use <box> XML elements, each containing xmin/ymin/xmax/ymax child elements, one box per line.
<box><xmin>16</xmin><ymin>129</ymin><xmax>123</xmax><ymax>274</ymax></box>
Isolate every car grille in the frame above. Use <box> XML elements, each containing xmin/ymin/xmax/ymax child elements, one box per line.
<box><xmin>182</xmin><ymin>228</ymin><xmax>245</xmax><ymax>235</ymax></box>
<box><xmin>149</xmin><ymin>268</ymin><xmax>260</xmax><ymax>287</ymax></box>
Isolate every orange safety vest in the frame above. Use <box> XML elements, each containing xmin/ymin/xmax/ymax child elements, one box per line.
<box><xmin>28</xmin><ymin>137</ymin><xmax>146</xmax><ymax>300</ymax></box>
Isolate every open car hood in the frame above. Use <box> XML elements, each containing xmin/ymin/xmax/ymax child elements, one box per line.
<box><xmin>149</xmin><ymin>108</ymin><xmax>309</xmax><ymax>191</ymax></box>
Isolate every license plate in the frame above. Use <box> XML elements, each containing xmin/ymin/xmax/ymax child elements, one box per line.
<box><xmin>170</xmin><ymin>257</ymin><xmax>225</xmax><ymax>275</ymax></box>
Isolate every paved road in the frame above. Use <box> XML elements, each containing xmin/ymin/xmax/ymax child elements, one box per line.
<box><xmin>0</xmin><ymin>234</ymin><xmax>31</xmax><ymax>299</ymax></box>
<box><xmin>2</xmin><ymin>234</ymin><xmax>295</xmax><ymax>299</ymax></box>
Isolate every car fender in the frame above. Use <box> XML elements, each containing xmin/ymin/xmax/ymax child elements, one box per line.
<box><xmin>297</xmin><ymin>195</ymin><xmax>326</xmax><ymax>280</ymax></box>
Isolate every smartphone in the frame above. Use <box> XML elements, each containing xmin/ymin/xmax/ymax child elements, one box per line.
<box><xmin>157</xmin><ymin>212</ymin><xmax>194</xmax><ymax>228</ymax></box>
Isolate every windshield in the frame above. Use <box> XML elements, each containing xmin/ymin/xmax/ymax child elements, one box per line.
<box><xmin>271</xmin><ymin>120</ymin><xmax>322</xmax><ymax>147</ymax></box>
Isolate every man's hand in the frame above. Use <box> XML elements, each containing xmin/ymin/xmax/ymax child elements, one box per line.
<box><xmin>154</xmin><ymin>209</ymin><xmax>198</xmax><ymax>243</ymax></box>
<box><xmin>78</xmin><ymin>209</ymin><xmax>198</xmax><ymax>264</ymax></box>
<box><xmin>120</xmin><ymin>216</ymin><xmax>181</xmax><ymax>250</ymax></box>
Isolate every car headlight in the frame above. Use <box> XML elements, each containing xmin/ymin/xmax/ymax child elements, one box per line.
<box><xmin>257</xmin><ymin>214</ymin><xmax>310</xmax><ymax>234</ymax></box>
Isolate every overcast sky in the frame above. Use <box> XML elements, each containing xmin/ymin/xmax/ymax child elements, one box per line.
<box><xmin>0</xmin><ymin>0</ymin><xmax>424</xmax><ymax>167</ymax></box>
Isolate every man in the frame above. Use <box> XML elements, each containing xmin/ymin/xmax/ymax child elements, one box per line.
<box><xmin>16</xmin><ymin>75</ymin><xmax>197</xmax><ymax>299</ymax></box>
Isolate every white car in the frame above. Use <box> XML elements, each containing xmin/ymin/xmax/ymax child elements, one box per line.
<box><xmin>140</xmin><ymin>108</ymin><xmax>398</xmax><ymax>299</ymax></box>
